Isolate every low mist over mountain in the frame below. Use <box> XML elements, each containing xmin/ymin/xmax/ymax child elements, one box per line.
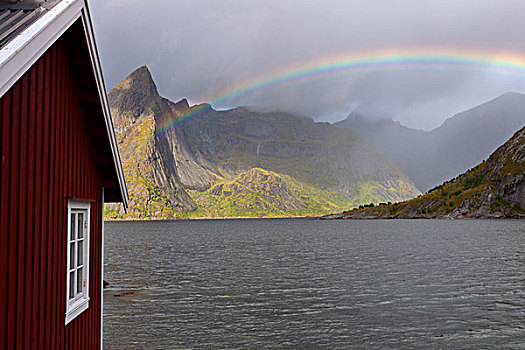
<box><xmin>336</xmin><ymin>92</ymin><xmax>525</xmax><ymax>192</ymax></box>
<box><xmin>105</xmin><ymin>66</ymin><xmax>420</xmax><ymax>219</ymax></box>
<box><xmin>325</xmin><ymin>124</ymin><xmax>525</xmax><ymax>219</ymax></box>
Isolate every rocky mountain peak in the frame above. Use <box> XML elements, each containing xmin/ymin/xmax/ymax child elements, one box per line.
<box><xmin>166</xmin><ymin>100</ymin><xmax>214</xmax><ymax>123</ymax></box>
<box><xmin>174</xmin><ymin>98</ymin><xmax>190</xmax><ymax>109</ymax></box>
<box><xmin>110</xmin><ymin>65</ymin><xmax>158</xmax><ymax>99</ymax></box>
<box><xmin>343</xmin><ymin>111</ymin><xmax>403</xmax><ymax>125</ymax></box>
<box><xmin>108</xmin><ymin>65</ymin><xmax>167</xmax><ymax>133</ymax></box>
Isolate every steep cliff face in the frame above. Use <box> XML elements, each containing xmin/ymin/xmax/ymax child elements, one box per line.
<box><xmin>324</xmin><ymin>125</ymin><xmax>525</xmax><ymax>219</ymax></box>
<box><xmin>106</xmin><ymin>67</ymin><xmax>197</xmax><ymax>218</ymax></box>
<box><xmin>156</xmin><ymin>99</ymin><xmax>217</xmax><ymax>191</ymax></box>
<box><xmin>106</xmin><ymin>66</ymin><xmax>420</xmax><ymax>219</ymax></box>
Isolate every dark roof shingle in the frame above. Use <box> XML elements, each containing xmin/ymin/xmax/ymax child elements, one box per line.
<box><xmin>0</xmin><ymin>6</ymin><xmax>43</xmax><ymax>49</ymax></box>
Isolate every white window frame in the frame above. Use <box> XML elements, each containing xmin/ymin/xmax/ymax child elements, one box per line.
<box><xmin>65</xmin><ymin>199</ymin><xmax>91</xmax><ymax>325</ymax></box>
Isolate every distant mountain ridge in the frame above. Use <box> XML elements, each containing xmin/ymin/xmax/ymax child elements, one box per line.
<box><xmin>323</xmin><ymin>124</ymin><xmax>525</xmax><ymax>219</ymax></box>
<box><xmin>105</xmin><ymin>66</ymin><xmax>420</xmax><ymax>219</ymax></box>
<box><xmin>335</xmin><ymin>92</ymin><xmax>525</xmax><ymax>191</ymax></box>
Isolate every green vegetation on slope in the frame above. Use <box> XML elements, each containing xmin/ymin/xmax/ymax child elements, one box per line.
<box><xmin>177</xmin><ymin>168</ymin><xmax>350</xmax><ymax>218</ymax></box>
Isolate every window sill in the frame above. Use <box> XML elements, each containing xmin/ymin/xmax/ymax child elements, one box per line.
<box><xmin>65</xmin><ymin>297</ymin><xmax>89</xmax><ymax>325</ymax></box>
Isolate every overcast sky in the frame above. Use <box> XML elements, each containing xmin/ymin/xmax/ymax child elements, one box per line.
<box><xmin>90</xmin><ymin>0</ymin><xmax>525</xmax><ymax>130</ymax></box>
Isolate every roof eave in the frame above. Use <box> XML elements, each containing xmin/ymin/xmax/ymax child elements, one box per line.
<box><xmin>0</xmin><ymin>0</ymin><xmax>128</xmax><ymax>208</ymax></box>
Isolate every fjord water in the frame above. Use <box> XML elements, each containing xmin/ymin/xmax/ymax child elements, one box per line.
<box><xmin>103</xmin><ymin>219</ymin><xmax>524</xmax><ymax>349</ymax></box>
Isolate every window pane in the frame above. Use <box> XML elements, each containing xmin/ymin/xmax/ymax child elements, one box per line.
<box><xmin>77</xmin><ymin>241</ymin><xmax>83</xmax><ymax>267</ymax></box>
<box><xmin>70</xmin><ymin>213</ymin><xmax>76</xmax><ymax>240</ymax></box>
<box><xmin>70</xmin><ymin>243</ymin><xmax>75</xmax><ymax>270</ymax></box>
<box><xmin>69</xmin><ymin>271</ymin><xmax>75</xmax><ymax>299</ymax></box>
<box><xmin>77</xmin><ymin>268</ymin><xmax>83</xmax><ymax>294</ymax></box>
<box><xmin>78</xmin><ymin>213</ymin><xmax>84</xmax><ymax>239</ymax></box>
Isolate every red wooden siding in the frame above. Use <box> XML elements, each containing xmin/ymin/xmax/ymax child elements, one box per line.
<box><xmin>0</xmin><ymin>33</ymin><xmax>105</xmax><ymax>349</ymax></box>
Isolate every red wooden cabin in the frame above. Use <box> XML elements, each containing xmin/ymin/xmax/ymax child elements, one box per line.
<box><xmin>0</xmin><ymin>0</ymin><xmax>128</xmax><ymax>349</ymax></box>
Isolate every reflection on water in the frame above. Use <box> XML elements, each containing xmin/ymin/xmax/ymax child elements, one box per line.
<box><xmin>103</xmin><ymin>219</ymin><xmax>525</xmax><ymax>349</ymax></box>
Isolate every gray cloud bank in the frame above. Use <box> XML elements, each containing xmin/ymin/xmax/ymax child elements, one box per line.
<box><xmin>91</xmin><ymin>0</ymin><xmax>525</xmax><ymax>130</ymax></box>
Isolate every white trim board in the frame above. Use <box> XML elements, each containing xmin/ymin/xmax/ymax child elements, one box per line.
<box><xmin>65</xmin><ymin>199</ymin><xmax>91</xmax><ymax>325</ymax></box>
<box><xmin>100</xmin><ymin>188</ymin><xmax>105</xmax><ymax>350</ymax></box>
<box><xmin>80</xmin><ymin>3</ymin><xmax>128</xmax><ymax>207</ymax></box>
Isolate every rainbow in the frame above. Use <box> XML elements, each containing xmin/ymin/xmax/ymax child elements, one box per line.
<box><xmin>155</xmin><ymin>48</ymin><xmax>525</xmax><ymax>136</ymax></box>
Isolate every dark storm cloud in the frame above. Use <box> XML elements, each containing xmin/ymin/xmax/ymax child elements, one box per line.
<box><xmin>90</xmin><ymin>0</ymin><xmax>525</xmax><ymax>130</ymax></box>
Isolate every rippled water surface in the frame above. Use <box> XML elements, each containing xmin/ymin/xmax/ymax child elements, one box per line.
<box><xmin>103</xmin><ymin>219</ymin><xmax>524</xmax><ymax>349</ymax></box>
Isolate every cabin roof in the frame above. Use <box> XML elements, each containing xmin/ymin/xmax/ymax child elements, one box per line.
<box><xmin>0</xmin><ymin>8</ymin><xmax>42</xmax><ymax>48</ymax></box>
<box><xmin>0</xmin><ymin>0</ymin><xmax>128</xmax><ymax>207</ymax></box>
<box><xmin>0</xmin><ymin>1</ymin><xmax>63</xmax><ymax>49</ymax></box>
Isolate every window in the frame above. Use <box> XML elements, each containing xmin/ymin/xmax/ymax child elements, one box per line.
<box><xmin>65</xmin><ymin>200</ymin><xmax>91</xmax><ymax>324</ymax></box>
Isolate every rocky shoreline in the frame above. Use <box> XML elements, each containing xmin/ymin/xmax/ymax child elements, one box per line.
<box><xmin>321</xmin><ymin>211</ymin><xmax>525</xmax><ymax>220</ymax></box>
